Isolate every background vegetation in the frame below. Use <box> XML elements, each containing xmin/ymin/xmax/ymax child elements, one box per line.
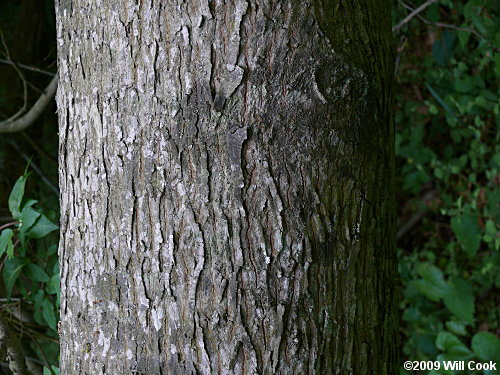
<box><xmin>393</xmin><ymin>0</ymin><xmax>499</xmax><ymax>373</ymax></box>
<box><xmin>0</xmin><ymin>0</ymin><xmax>498</xmax><ymax>374</ymax></box>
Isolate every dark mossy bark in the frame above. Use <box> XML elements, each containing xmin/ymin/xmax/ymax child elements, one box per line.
<box><xmin>56</xmin><ymin>0</ymin><xmax>396</xmax><ymax>373</ymax></box>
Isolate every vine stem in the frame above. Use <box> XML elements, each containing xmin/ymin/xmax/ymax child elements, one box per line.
<box><xmin>0</xmin><ymin>222</ymin><xmax>17</xmax><ymax>232</ymax></box>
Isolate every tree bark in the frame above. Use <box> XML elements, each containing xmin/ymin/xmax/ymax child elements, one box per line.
<box><xmin>55</xmin><ymin>0</ymin><xmax>396</xmax><ymax>374</ymax></box>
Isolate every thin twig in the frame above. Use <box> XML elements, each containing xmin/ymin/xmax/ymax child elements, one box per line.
<box><xmin>394</xmin><ymin>35</ymin><xmax>408</xmax><ymax>77</ymax></box>
<box><xmin>397</xmin><ymin>0</ymin><xmax>484</xmax><ymax>40</ymax></box>
<box><xmin>398</xmin><ymin>0</ymin><xmax>415</xmax><ymax>12</ymax></box>
<box><xmin>393</xmin><ymin>0</ymin><xmax>439</xmax><ymax>32</ymax></box>
<box><xmin>0</xmin><ymin>222</ymin><xmax>17</xmax><ymax>231</ymax></box>
<box><xmin>423</xmin><ymin>20</ymin><xmax>484</xmax><ymax>40</ymax></box>
<box><xmin>0</xmin><ymin>31</ymin><xmax>28</xmax><ymax>124</ymax></box>
<box><xmin>5</xmin><ymin>315</ymin><xmax>59</xmax><ymax>343</ymax></box>
<box><xmin>25</xmin><ymin>327</ymin><xmax>55</xmax><ymax>375</ymax></box>
<box><xmin>21</xmin><ymin>131</ymin><xmax>58</xmax><ymax>165</ymax></box>
<box><xmin>0</xmin><ymin>59</ymin><xmax>55</xmax><ymax>77</ymax></box>
<box><xmin>25</xmin><ymin>80</ymin><xmax>45</xmax><ymax>95</ymax></box>
<box><xmin>10</xmin><ymin>141</ymin><xmax>59</xmax><ymax>196</ymax></box>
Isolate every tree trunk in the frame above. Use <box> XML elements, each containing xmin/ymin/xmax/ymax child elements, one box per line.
<box><xmin>55</xmin><ymin>0</ymin><xmax>396</xmax><ymax>374</ymax></box>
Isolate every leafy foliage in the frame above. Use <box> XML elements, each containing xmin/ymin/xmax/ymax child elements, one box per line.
<box><xmin>394</xmin><ymin>0</ymin><xmax>499</xmax><ymax>373</ymax></box>
<box><xmin>0</xmin><ymin>172</ymin><xmax>60</xmax><ymax>373</ymax></box>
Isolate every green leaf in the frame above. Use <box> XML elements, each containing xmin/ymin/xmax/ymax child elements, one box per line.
<box><xmin>463</xmin><ymin>0</ymin><xmax>481</xmax><ymax>19</ymax></box>
<box><xmin>33</xmin><ymin>289</ymin><xmax>44</xmax><ymax>304</ymax></box>
<box><xmin>434</xmin><ymin>168</ymin><xmax>444</xmax><ymax>179</ymax></box>
<box><xmin>432</xmin><ymin>31</ymin><xmax>456</xmax><ymax>65</ymax></box>
<box><xmin>457</xmin><ymin>28</ymin><xmax>471</xmax><ymax>47</ymax></box>
<box><xmin>42</xmin><ymin>297</ymin><xmax>56</xmax><ymax>329</ymax></box>
<box><xmin>426</xmin><ymin>84</ymin><xmax>457</xmax><ymax>118</ymax></box>
<box><xmin>46</xmin><ymin>273</ymin><xmax>60</xmax><ymax>295</ymax></box>
<box><xmin>0</xmin><ymin>228</ymin><xmax>14</xmax><ymax>258</ymax></box>
<box><xmin>485</xmin><ymin>220</ymin><xmax>496</xmax><ymax>237</ymax></box>
<box><xmin>436</xmin><ymin>331</ymin><xmax>462</xmax><ymax>351</ymax></box>
<box><xmin>6</xmin><ymin>239</ymin><xmax>14</xmax><ymax>259</ymax></box>
<box><xmin>25</xmin><ymin>214</ymin><xmax>58</xmax><ymax>239</ymax></box>
<box><xmin>2</xmin><ymin>257</ymin><xmax>29</xmax><ymax>297</ymax></box>
<box><xmin>471</xmin><ymin>14</ymin><xmax>487</xmax><ymax>35</ymax></box>
<box><xmin>443</xmin><ymin>278</ymin><xmax>475</xmax><ymax>324</ymax></box>
<box><xmin>8</xmin><ymin>175</ymin><xmax>27</xmax><ymax>219</ymax></box>
<box><xmin>20</xmin><ymin>206</ymin><xmax>41</xmax><ymax>234</ymax></box>
<box><xmin>47</xmin><ymin>244</ymin><xmax>58</xmax><ymax>256</ymax></box>
<box><xmin>472</xmin><ymin>331</ymin><xmax>500</xmax><ymax>361</ymax></box>
<box><xmin>414</xmin><ymin>263</ymin><xmax>451</xmax><ymax>301</ymax></box>
<box><xmin>451</xmin><ymin>213</ymin><xmax>481</xmax><ymax>257</ymax></box>
<box><xmin>43</xmin><ymin>366</ymin><xmax>60</xmax><ymax>375</ymax></box>
<box><xmin>446</xmin><ymin>321</ymin><xmax>468</xmax><ymax>336</ymax></box>
<box><xmin>436</xmin><ymin>331</ymin><xmax>473</xmax><ymax>360</ymax></box>
<box><xmin>32</xmin><ymin>289</ymin><xmax>45</xmax><ymax>325</ymax></box>
<box><xmin>22</xmin><ymin>199</ymin><xmax>38</xmax><ymax>210</ymax></box>
<box><xmin>52</xmin><ymin>261</ymin><xmax>59</xmax><ymax>275</ymax></box>
<box><xmin>24</xmin><ymin>263</ymin><xmax>50</xmax><ymax>282</ymax></box>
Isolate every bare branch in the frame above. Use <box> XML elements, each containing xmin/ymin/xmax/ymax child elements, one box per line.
<box><xmin>393</xmin><ymin>0</ymin><xmax>439</xmax><ymax>32</ymax></box>
<box><xmin>0</xmin><ymin>59</ymin><xmax>56</xmax><ymax>77</ymax></box>
<box><xmin>0</xmin><ymin>31</ymin><xmax>28</xmax><ymax>124</ymax></box>
<box><xmin>424</xmin><ymin>20</ymin><xmax>484</xmax><ymax>40</ymax></box>
<box><xmin>0</xmin><ymin>76</ymin><xmax>57</xmax><ymax>133</ymax></box>
<box><xmin>397</xmin><ymin>0</ymin><xmax>484</xmax><ymax>40</ymax></box>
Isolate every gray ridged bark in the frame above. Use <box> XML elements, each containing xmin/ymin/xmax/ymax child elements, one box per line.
<box><xmin>55</xmin><ymin>0</ymin><xmax>397</xmax><ymax>374</ymax></box>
